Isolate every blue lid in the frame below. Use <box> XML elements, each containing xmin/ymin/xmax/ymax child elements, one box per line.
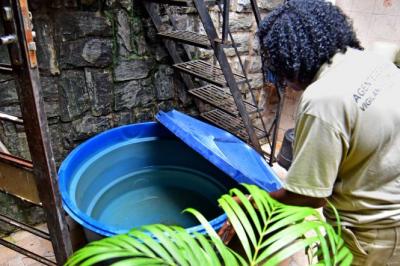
<box><xmin>156</xmin><ymin>110</ymin><xmax>282</xmax><ymax>192</ymax></box>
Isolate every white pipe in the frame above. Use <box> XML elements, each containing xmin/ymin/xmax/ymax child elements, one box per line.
<box><xmin>0</xmin><ymin>140</ymin><xmax>10</xmax><ymax>154</ymax></box>
<box><xmin>0</xmin><ymin>112</ymin><xmax>23</xmax><ymax>124</ymax></box>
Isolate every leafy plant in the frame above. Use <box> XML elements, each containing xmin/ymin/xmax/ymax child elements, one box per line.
<box><xmin>66</xmin><ymin>184</ymin><xmax>353</xmax><ymax>266</ymax></box>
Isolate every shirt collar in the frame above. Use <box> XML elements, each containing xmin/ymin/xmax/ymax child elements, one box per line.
<box><xmin>312</xmin><ymin>47</ymin><xmax>359</xmax><ymax>82</ymax></box>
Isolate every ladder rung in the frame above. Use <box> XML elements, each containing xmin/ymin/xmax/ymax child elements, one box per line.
<box><xmin>158</xmin><ymin>30</ymin><xmax>212</xmax><ymax>49</ymax></box>
<box><xmin>0</xmin><ymin>64</ymin><xmax>13</xmax><ymax>74</ymax></box>
<box><xmin>201</xmin><ymin>109</ymin><xmax>267</xmax><ymax>141</ymax></box>
<box><xmin>0</xmin><ymin>214</ymin><xmax>50</xmax><ymax>240</ymax></box>
<box><xmin>158</xmin><ymin>30</ymin><xmax>232</xmax><ymax>49</ymax></box>
<box><xmin>145</xmin><ymin>0</ymin><xmax>217</xmax><ymax>7</ymax></box>
<box><xmin>189</xmin><ymin>84</ymin><xmax>258</xmax><ymax>116</ymax></box>
<box><xmin>173</xmin><ymin>60</ymin><xmax>247</xmax><ymax>87</ymax></box>
<box><xmin>0</xmin><ymin>238</ymin><xmax>56</xmax><ymax>266</ymax></box>
<box><xmin>0</xmin><ymin>112</ymin><xmax>24</xmax><ymax>124</ymax></box>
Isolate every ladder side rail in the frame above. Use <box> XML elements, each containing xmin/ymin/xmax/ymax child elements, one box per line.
<box><xmin>1</xmin><ymin>0</ymin><xmax>73</xmax><ymax>263</ymax></box>
<box><xmin>249</xmin><ymin>0</ymin><xmax>261</xmax><ymax>26</ymax></box>
<box><xmin>216</xmin><ymin>3</ymin><xmax>271</xmax><ymax>148</ymax></box>
<box><xmin>193</xmin><ymin>0</ymin><xmax>262</xmax><ymax>153</ymax></box>
<box><xmin>221</xmin><ymin>0</ymin><xmax>229</xmax><ymax>43</ymax></box>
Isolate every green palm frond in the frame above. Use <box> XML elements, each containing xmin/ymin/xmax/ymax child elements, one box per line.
<box><xmin>65</xmin><ymin>223</ymin><xmax>238</xmax><ymax>266</ymax></box>
<box><xmin>210</xmin><ymin>184</ymin><xmax>353</xmax><ymax>266</ymax></box>
<box><xmin>65</xmin><ymin>184</ymin><xmax>353</xmax><ymax>266</ymax></box>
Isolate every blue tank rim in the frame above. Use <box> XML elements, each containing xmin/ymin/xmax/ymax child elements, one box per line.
<box><xmin>58</xmin><ymin>121</ymin><xmax>229</xmax><ymax>237</ymax></box>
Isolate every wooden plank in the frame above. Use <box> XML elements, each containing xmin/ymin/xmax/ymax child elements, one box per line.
<box><xmin>0</xmin><ymin>152</ymin><xmax>41</xmax><ymax>205</ymax></box>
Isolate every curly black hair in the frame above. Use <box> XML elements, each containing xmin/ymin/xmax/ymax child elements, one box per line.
<box><xmin>258</xmin><ymin>0</ymin><xmax>362</xmax><ymax>84</ymax></box>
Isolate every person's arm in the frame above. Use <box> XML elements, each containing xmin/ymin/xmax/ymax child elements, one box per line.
<box><xmin>269</xmin><ymin>188</ymin><xmax>326</xmax><ymax>208</ymax></box>
<box><xmin>274</xmin><ymin>113</ymin><xmax>348</xmax><ymax>208</ymax></box>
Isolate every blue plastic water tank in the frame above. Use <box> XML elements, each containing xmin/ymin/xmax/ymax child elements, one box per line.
<box><xmin>58</xmin><ymin>122</ymin><xmax>237</xmax><ymax>238</ymax></box>
<box><xmin>59</xmin><ymin>110</ymin><xmax>282</xmax><ymax>239</ymax></box>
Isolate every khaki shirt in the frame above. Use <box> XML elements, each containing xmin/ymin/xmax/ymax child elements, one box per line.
<box><xmin>284</xmin><ymin>48</ymin><xmax>400</xmax><ymax>228</ymax></box>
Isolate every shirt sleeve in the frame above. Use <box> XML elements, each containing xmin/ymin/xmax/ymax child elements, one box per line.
<box><xmin>284</xmin><ymin>113</ymin><xmax>347</xmax><ymax>198</ymax></box>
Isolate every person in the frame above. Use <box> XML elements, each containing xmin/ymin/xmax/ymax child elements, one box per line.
<box><xmin>257</xmin><ymin>0</ymin><xmax>400</xmax><ymax>265</ymax></box>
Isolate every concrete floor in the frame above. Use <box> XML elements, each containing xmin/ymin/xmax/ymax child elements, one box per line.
<box><xmin>0</xmin><ymin>224</ymin><xmax>55</xmax><ymax>266</ymax></box>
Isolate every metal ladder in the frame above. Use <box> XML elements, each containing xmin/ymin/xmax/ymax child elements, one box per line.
<box><xmin>0</xmin><ymin>0</ymin><xmax>72</xmax><ymax>264</ymax></box>
<box><xmin>142</xmin><ymin>0</ymin><xmax>283</xmax><ymax>161</ymax></box>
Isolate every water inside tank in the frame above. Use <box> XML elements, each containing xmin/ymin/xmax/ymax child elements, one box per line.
<box><xmin>70</xmin><ymin>138</ymin><xmax>236</xmax><ymax>231</ymax></box>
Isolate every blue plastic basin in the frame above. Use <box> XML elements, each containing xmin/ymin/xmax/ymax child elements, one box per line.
<box><xmin>58</xmin><ymin>122</ymin><xmax>238</xmax><ymax>238</ymax></box>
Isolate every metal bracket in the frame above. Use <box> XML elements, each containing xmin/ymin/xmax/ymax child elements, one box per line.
<box><xmin>0</xmin><ymin>0</ymin><xmax>37</xmax><ymax>68</ymax></box>
<box><xmin>19</xmin><ymin>0</ymin><xmax>37</xmax><ymax>68</ymax></box>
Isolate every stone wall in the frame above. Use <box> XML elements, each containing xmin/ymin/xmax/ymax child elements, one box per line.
<box><xmin>0</xmin><ymin>0</ymin><xmax>283</xmax><ymax>235</ymax></box>
<box><xmin>0</xmin><ymin>0</ymin><xmax>197</xmax><ymax>165</ymax></box>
